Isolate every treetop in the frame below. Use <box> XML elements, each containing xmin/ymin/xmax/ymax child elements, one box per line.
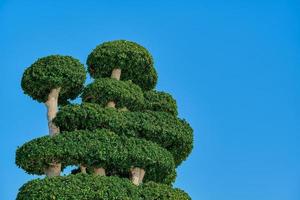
<box><xmin>87</xmin><ymin>40</ymin><xmax>157</xmax><ymax>90</ymax></box>
<box><xmin>21</xmin><ymin>55</ymin><xmax>86</xmax><ymax>104</ymax></box>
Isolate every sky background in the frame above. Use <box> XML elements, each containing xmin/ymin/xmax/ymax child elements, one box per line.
<box><xmin>1</xmin><ymin>0</ymin><xmax>300</xmax><ymax>199</ymax></box>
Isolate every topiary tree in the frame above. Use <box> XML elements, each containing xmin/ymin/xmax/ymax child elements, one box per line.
<box><xmin>20</xmin><ymin>55</ymin><xmax>86</xmax><ymax>177</ymax></box>
<box><xmin>16</xmin><ymin>40</ymin><xmax>193</xmax><ymax>199</ymax></box>
<box><xmin>87</xmin><ymin>40</ymin><xmax>158</xmax><ymax>91</ymax></box>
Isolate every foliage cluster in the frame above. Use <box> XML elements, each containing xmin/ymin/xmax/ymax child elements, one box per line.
<box><xmin>17</xmin><ymin>174</ymin><xmax>191</xmax><ymax>200</ymax></box>
<box><xmin>16</xmin><ymin>129</ymin><xmax>175</xmax><ymax>184</ymax></box>
<box><xmin>54</xmin><ymin>103</ymin><xmax>193</xmax><ymax>165</ymax></box>
<box><xmin>82</xmin><ymin>78</ymin><xmax>144</xmax><ymax>110</ymax></box>
<box><xmin>21</xmin><ymin>55</ymin><xmax>86</xmax><ymax>104</ymax></box>
<box><xmin>87</xmin><ymin>40</ymin><xmax>157</xmax><ymax>90</ymax></box>
<box><xmin>144</xmin><ymin>90</ymin><xmax>178</xmax><ymax>115</ymax></box>
<box><xmin>82</xmin><ymin>79</ymin><xmax>178</xmax><ymax>115</ymax></box>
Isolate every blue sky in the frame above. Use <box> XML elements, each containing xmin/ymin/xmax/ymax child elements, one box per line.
<box><xmin>1</xmin><ymin>0</ymin><xmax>299</xmax><ymax>199</ymax></box>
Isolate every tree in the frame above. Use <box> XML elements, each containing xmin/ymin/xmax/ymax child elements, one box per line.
<box><xmin>16</xmin><ymin>40</ymin><xmax>193</xmax><ymax>199</ymax></box>
<box><xmin>20</xmin><ymin>55</ymin><xmax>86</xmax><ymax>176</ymax></box>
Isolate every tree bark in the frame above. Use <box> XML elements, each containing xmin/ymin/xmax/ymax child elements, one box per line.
<box><xmin>131</xmin><ymin>167</ymin><xmax>145</xmax><ymax>186</ymax></box>
<box><xmin>44</xmin><ymin>88</ymin><xmax>62</xmax><ymax>177</ymax></box>
<box><xmin>44</xmin><ymin>162</ymin><xmax>61</xmax><ymax>177</ymax></box>
<box><xmin>138</xmin><ymin>168</ymin><xmax>145</xmax><ymax>185</ymax></box>
<box><xmin>45</xmin><ymin>88</ymin><xmax>61</xmax><ymax>136</ymax></box>
<box><xmin>94</xmin><ymin>167</ymin><xmax>106</xmax><ymax>176</ymax></box>
<box><xmin>106</xmin><ymin>101</ymin><xmax>116</xmax><ymax>108</ymax></box>
<box><xmin>84</xmin><ymin>95</ymin><xmax>95</xmax><ymax>102</ymax></box>
<box><xmin>80</xmin><ymin>165</ymin><xmax>87</xmax><ymax>174</ymax></box>
<box><xmin>111</xmin><ymin>68</ymin><xmax>121</xmax><ymax>80</ymax></box>
<box><xmin>106</xmin><ymin>68</ymin><xmax>121</xmax><ymax>108</ymax></box>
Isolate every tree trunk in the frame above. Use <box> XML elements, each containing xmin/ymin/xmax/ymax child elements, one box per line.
<box><xmin>138</xmin><ymin>168</ymin><xmax>145</xmax><ymax>185</ymax></box>
<box><xmin>106</xmin><ymin>68</ymin><xmax>122</xmax><ymax>108</ymax></box>
<box><xmin>44</xmin><ymin>162</ymin><xmax>61</xmax><ymax>177</ymax></box>
<box><xmin>106</xmin><ymin>101</ymin><xmax>116</xmax><ymax>108</ymax></box>
<box><xmin>131</xmin><ymin>167</ymin><xmax>145</xmax><ymax>186</ymax></box>
<box><xmin>80</xmin><ymin>165</ymin><xmax>87</xmax><ymax>174</ymax></box>
<box><xmin>45</xmin><ymin>88</ymin><xmax>61</xmax><ymax>136</ymax></box>
<box><xmin>111</xmin><ymin>68</ymin><xmax>121</xmax><ymax>80</ymax></box>
<box><xmin>44</xmin><ymin>88</ymin><xmax>62</xmax><ymax>177</ymax></box>
<box><xmin>94</xmin><ymin>167</ymin><xmax>106</xmax><ymax>176</ymax></box>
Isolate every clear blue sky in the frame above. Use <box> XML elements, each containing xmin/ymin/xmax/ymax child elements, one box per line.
<box><xmin>1</xmin><ymin>0</ymin><xmax>299</xmax><ymax>199</ymax></box>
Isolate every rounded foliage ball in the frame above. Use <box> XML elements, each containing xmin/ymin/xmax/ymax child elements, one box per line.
<box><xmin>15</xmin><ymin>129</ymin><xmax>175</xmax><ymax>184</ymax></box>
<box><xmin>144</xmin><ymin>90</ymin><xmax>178</xmax><ymax>115</ymax></box>
<box><xmin>54</xmin><ymin>103</ymin><xmax>193</xmax><ymax>166</ymax></box>
<box><xmin>17</xmin><ymin>175</ymin><xmax>191</xmax><ymax>200</ymax></box>
<box><xmin>87</xmin><ymin>40</ymin><xmax>157</xmax><ymax>90</ymax></box>
<box><xmin>21</xmin><ymin>55</ymin><xmax>86</xmax><ymax>104</ymax></box>
<box><xmin>82</xmin><ymin>78</ymin><xmax>144</xmax><ymax>110</ymax></box>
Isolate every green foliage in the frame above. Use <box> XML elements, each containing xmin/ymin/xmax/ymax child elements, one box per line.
<box><xmin>54</xmin><ymin>103</ymin><xmax>193</xmax><ymax>165</ymax></box>
<box><xmin>21</xmin><ymin>55</ymin><xmax>86</xmax><ymax>103</ymax></box>
<box><xmin>70</xmin><ymin>165</ymin><xmax>177</xmax><ymax>185</ymax></box>
<box><xmin>17</xmin><ymin>175</ymin><xmax>139</xmax><ymax>200</ymax></box>
<box><xmin>82</xmin><ymin>78</ymin><xmax>144</xmax><ymax>110</ymax></box>
<box><xmin>134</xmin><ymin>66</ymin><xmax>158</xmax><ymax>91</ymax></box>
<box><xmin>17</xmin><ymin>174</ymin><xmax>191</xmax><ymax>200</ymax></box>
<box><xmin>82</xmin><ymin>80</ymin><xmax>177</xmax><ymax>114</ymax></box>
<box><xmin>17</xmin><ymin>40</ymin><xmax>194</xmax><ymax>199</ymax></box>
<box><xmin>16</xmin><ymin>129</ymin><xmax>175</xmax><ymax>184</ymax></box>
<box><xmin>144</xmin><ymin>90</ymin><xmax>178</xmax><ymax>115</ymax></box>
<box><xmin>86</xmin><ymin>40</ymin><xmax>157</xmax><ymax>90</ymax></box>
<box><xmin>141</xmin><ymin>182</ymin><xmax>191</xmax><ymax>200</ymax></box>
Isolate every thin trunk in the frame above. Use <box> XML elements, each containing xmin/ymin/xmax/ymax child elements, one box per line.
<box><xmin>106</xmin><ymin>101</ymin><xmax>116</xmax><ymax>108</ymax></box>
<box><xmin>138</xmin><ymin>168</ymin><xmax>145</xmax><ymax>185</ymax></box>
<box><xmin>84</xmin><ymin>95</ymin><xmax>95</xmax><ymax>102</ymax></box>
<box><xmin>45</xmin><ymin>88</ymin><xmax>61</xmax><ymax>136</ymax></box>
<box><xmin>80</xmin><ymin>165</ymin><xmax>87</xmax><ymax>174</ymax></box>
<box><xmin>44</xmin><ymin>88</ymin><xmax>61</xmax><ymax>177</ymax></box>
<box><xmin>111</xmin><ymin>68</ymin><xmax>121</xmax><ymax>80</ymax></box>
<box><xmin>94</xmin><ymin>167</ymin><xmax>106</xmax><ymax>176</ymax></box>
<box><xmin>44</xmin><ymin>163</ymin><xmax>61</xmax><ymax>177</ymax></box>
<box><xmin>106</xmin><ymin>68</ymin><xmax>122</xmax><ymax>108</ymax></box>
<box><xmin>131</xmin><ymin>167</ymin><xmax>145</xmax><ymax>186</ymax></box>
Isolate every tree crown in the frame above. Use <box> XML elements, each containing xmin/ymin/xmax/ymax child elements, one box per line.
<box><xmin>87</xmin><ymin>40</ymin><xmax>157</xmax><ymax>90</ymax></box>
<box><xmin>21</xmin><ymin>55</ymin><xmax>86</xmax><ymax>104</ymax></box>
